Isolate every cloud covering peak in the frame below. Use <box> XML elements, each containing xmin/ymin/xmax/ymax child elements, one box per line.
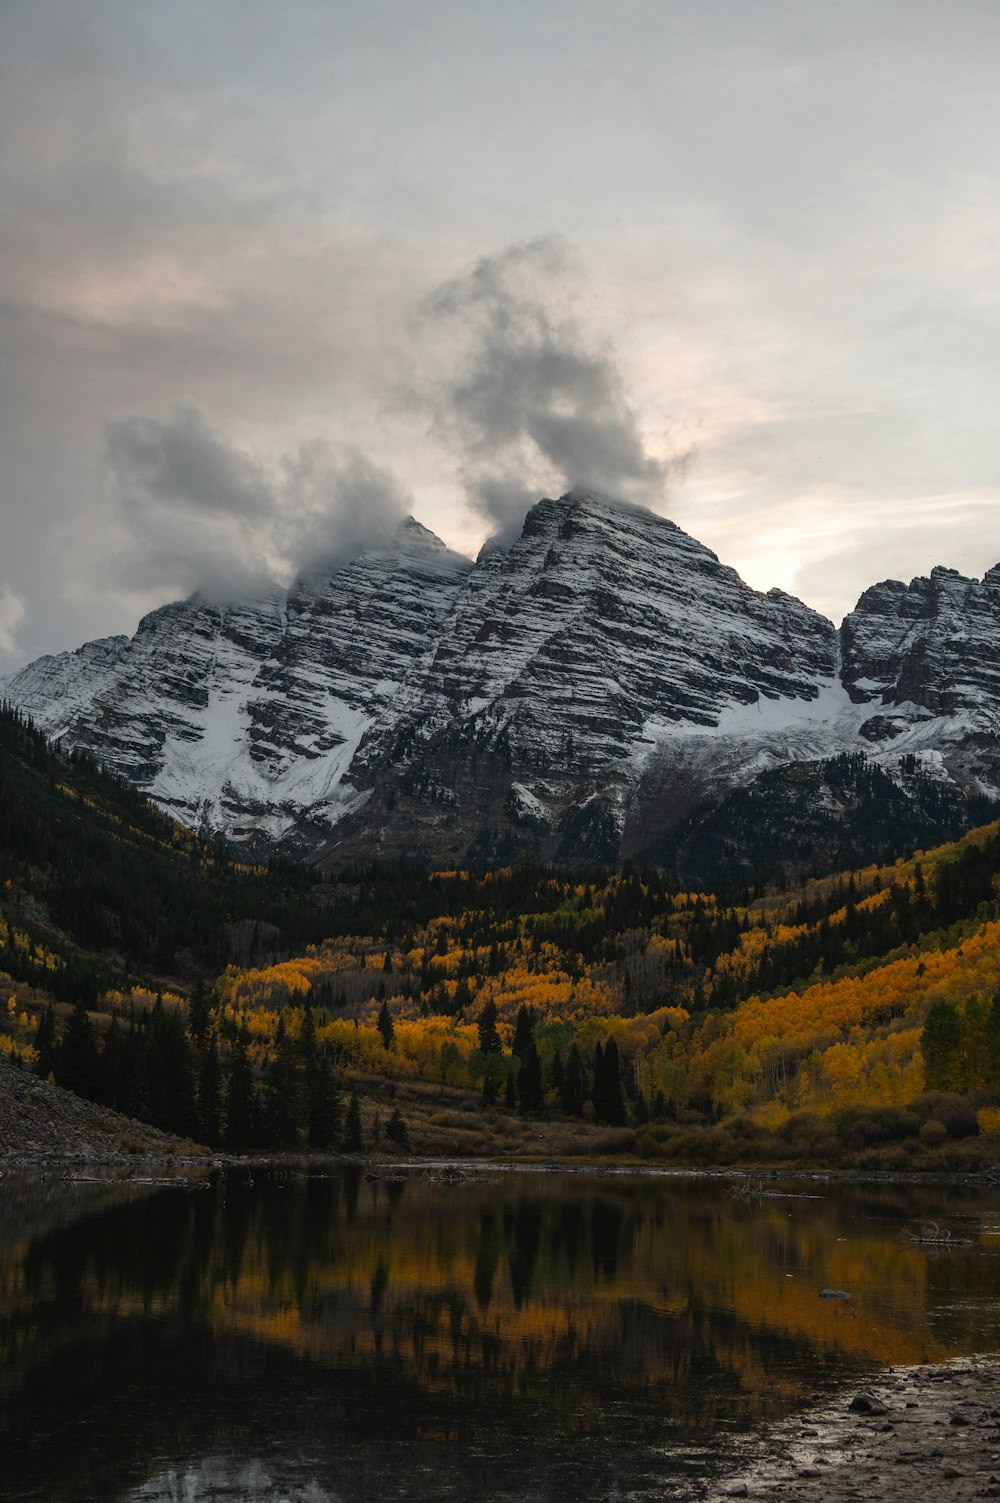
<box><xmin>73</xmin><ymin>406</ymin><xmax>410</xmax><ymax>605</ymax></box>
<box><xmin>419</xmin><ymin>239</ymin><xmax>677</xmax><ymax>542</ymax></box>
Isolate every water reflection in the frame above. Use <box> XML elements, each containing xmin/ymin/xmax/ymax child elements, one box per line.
<box><xmin>2</xmin><ymin>1169</ymin><xmax>1000</xmax><ymax>1501</ymax></box>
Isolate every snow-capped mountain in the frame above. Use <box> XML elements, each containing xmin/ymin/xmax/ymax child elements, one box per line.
<box><xmin>5</xmin><ymin>492</ymin><xmax>1000</xmax><ymax>871</ymax></box>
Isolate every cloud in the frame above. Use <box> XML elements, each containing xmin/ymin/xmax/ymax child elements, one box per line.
<box><xmin>70</xmin><ymin>406</ymin><xmax>409</xmax><ymax>605</ymax></box>
<box><xmin>418</xmin><ymin>239</ymin><xmax>678</xmax><ymax>541</ymax></box>
<box><xmin>0</xmin><ymin>587</ymin><xmax>27</xmax><ymax>658</ymax></box>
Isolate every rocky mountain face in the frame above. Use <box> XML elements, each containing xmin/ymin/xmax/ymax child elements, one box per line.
<box><xmin>5</xmin><ymin>492</ymin><xmax>1000</xmax><ymax>875</ymax></box>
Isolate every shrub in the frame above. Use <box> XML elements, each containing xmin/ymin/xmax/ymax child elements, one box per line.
<box><xmin>918</xmin><ymin>1119</ymin><xmax>947</xmax><ymax>1147</ymax></box>
<box><xmin>833</xmin><ymin>1106</ymin><xmax>920</xmax><ymax>1150</ymax></box>
<box><xmin>940</xmin><ymin>1105</ymin><xmax>979</xmax><ymax>1139</ymax></box>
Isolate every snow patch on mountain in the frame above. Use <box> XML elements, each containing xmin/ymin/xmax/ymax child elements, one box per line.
<box><xmin>5</xmin><ymin>491</ymin><xmax>1000</xmax><ymax>863</ymax></box>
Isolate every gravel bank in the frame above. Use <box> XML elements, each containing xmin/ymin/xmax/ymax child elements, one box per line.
<box><xmin>712</xmin><ymin>1357</ymin><xmax>1000</xmax><ymax>1501</ymax></box>
<box><xmin>0</xmin><ymin>1055</ymin><xmax>201</xmax><ymax>1160</ymax></box>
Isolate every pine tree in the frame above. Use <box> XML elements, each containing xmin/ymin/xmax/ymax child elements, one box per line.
<box><xmin>225</xmin><ymin>1028</ymin><xmax>257</xmax><ymax>1149</ymax></box>
<box><xmin>124</xmin><ymin>1022</ymin><xmax>153</xmax><ymax>1124</ymax></box>
<box><xmin>100</xmin><ymin>1021</ymin><xmax>129</xmax><ymax>1110</ymax></box>
<box><xmin>561</xmin><ymin>1044</ymin><xmax>586</xmax><ymax>1115</ymax></box>
<box><xmin>188</xmin><ymin>983</ymin><xmax>210</xmax><ymax>1046</ymax></box>
<box><xmin>477</xmin><ymin>998</ymin><xmax>501</xmax><ymax>1054</ymax></box>
<box><xmin>56</xmin><ymin>1003</ymin><xmax>101</xmax><ymax>1100</ymax></box>
<box><xmin>146</xmin><ymin>1001</ymin><xmax>200</xmax><ymax>1137</ymax></box>
<box><xmin>922</xmin><ymin>1001</ymin><xmax>963</xmax><ymax>1091</ymax></box>
<box><xmin>592</xmin><ymin>1039</ymin><xmax>626</xmax><ymax>1124</ymax></box>
<box><xmin>300</xmin><ymin>1010</ymin><xmax>340</xmax><ymax>1149</ymax></box>
<box><xmin>32</xmin><ymin>1004</ymin><xmax>57</xmax><ymax>1081</ymax></box>
<box><xmin>512</xmin><ymin>1004</ymin><xmax>535</xmax><ymax>1059</ymax></box>
<box><xmin>517</xmin><ymin>1039</ymin><xmax>544</xmax><ymax>1114</ymax></box>
<box><xmin>262</xmin><ymin>1018</ymin><xmax>302</xmax><ymax>1149</ymax></box>
<box><xmin>386</xmin><ymin>1107</ymin><xmax>410</xmax><ymax>1149</ymax></box>
<box><xmin>377</xmin><ymin>1001</ymin><xmax>395</xmax><ymax>1050</ymax></box>
<box><xmin>198</xmin><ymin>1034</ymin><xmax>223</xmax><ymax>1147</ymax></box>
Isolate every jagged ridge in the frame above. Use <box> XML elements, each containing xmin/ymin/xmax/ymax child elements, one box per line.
<box><xmin>5</xmin><ymin>492</ymin><xmax>1000</xmax><ymax>871</ymax></box>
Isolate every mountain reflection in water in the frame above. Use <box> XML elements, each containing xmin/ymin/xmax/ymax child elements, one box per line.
<box><xmin>3</xmin><ymin>1168</ymin><xmax>1000</xmax><ymax>1502</ymax></box>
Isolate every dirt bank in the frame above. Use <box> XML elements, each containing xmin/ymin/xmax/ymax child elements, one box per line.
<box><xmin>712</xmin><ymin>1357</ymin><xmax>1000</xmax><ymax>1501</ymax></box>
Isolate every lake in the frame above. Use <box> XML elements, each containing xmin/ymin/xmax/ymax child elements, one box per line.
<box><xmin>3</xmin><ymin>1165</ymin><xmax>1000</xmax><ymax>1501</ymax></box>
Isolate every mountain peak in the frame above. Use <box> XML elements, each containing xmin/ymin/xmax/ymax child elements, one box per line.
<box><xmin>6</xmin><ymin>493</ymin><xmax>1000</xmax><ymax>865</ymax></box>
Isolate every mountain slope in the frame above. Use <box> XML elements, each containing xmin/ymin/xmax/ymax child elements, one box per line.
<box><xmin>0</xmin><ymin>704</ymin><xmax>340</xmax><ymax>1002</ymax></box>
<box><xmin>6</xmin><ymin>519</ymin><xmax>472</xmax><ymax>847</ymax></box>
<box><xmin>6</xmin><ymin>491</ymin><xmax>1000</xmax><ymax>874</ymax></box>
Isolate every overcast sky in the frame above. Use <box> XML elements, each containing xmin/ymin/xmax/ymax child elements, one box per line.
<box><xmin>3</xmin><ymin>0</ymin><xmax>1000</xmax><ymax>666</ymax></box>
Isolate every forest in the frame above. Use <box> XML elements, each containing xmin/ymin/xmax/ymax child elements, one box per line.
<box><xmin>3</xmin><ymin>701</ymin><xmax>1000</xmax><ymax>1167</ymax></box>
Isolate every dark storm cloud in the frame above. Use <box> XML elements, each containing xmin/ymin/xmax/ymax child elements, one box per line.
<box><xmin>87</xmin><ymin>406</ymin><xmax>409</xmax><ymax>603</ymax></box>
<box><xmin>420</xmin><ymin>239</ymin><xmax>674</xmax><ymax>541</ymax></box>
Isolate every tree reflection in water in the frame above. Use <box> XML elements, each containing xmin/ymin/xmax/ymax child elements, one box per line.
<box><xmin>2</xmin><ymin>1169</ymin><xmax>1000</xmax><ymax>1502</ymax></box>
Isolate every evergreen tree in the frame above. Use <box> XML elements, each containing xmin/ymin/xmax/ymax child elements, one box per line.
<box><xmin>225</xmin><ymin>1028</ymin><xmax>257</xmax><ymax>1149</ymax></box>
<box><xmin>344</xmin><ymin>1088</ymin><xmax>363</xmax><ymax>1152</ymax></box>
<box><xmin>504</xmin><ymin>1073</ymin><xmax>517</xmax><ymax>1111</ymax></box>
<box><xmin>561</xmin><ymin>1043</ymin><xmax>586</xmax><ymax>1115</ymax></box>
<box><xmin>377</xmin><ymin>1000</ymin><xmax>395</xmax><ymax>1049</ymax></box>
<box><xmin>188</xmin><ymin>983</ymin><xmax>211</xmax><ymax>1046</ymax></box>
<box><xmin>56</xmin><ymin>1003</ymin><xmax>101</xmax><ymax>1100</ymax></box>
<box><xmin>592</xmin><ymin>1038</ymin><xmax>626</xmax><ymax>1124</ymax></box>
<box><xmin>100</xmin><ymin>1021</ymin><xmax>130</xmax><ymax>1110</ymax></box>
<box><xmin>300</xmin><ymin>1009</ymin><xmax>340</xmax><ymax>1149</ymax></box>
<box><xmin>517</xmin><ymin>1039</ymin><xmax>544</xmax><ymax>1114</ymax></box>
<box><xmin>146</xmin><ymin>1001</ymin><xmax>200</xmax><ymax>1138</ymax></box>
<box><xmin>124</xmin><ymin>1022</ymin><xmax>153</xmax><ymax>1124</ymax></box>
<box><xmin>512</xmin><ymin>1004</ymin><xmax>535</xmax><ymax>1059</ymax></box>
<box><xmin>262</xmin><ymin>1018</ymin><xmax>302</xmax><ymax>1149</ymax></box>
<box><xmin>198</xmin><ymin>1033</ymin><xmax>223</xmax><ymax>1147</ymax></box>
<box><xmin>307</xmin><ymin>1047</ymin><xmax>341</xmax><ymax>1149</ymax></box>
<box><xmin>922</xmin><ymin>1001</ymin><xmax>963</xmax><ymax>1091</ymax></box>
<box><xmin>32</xmin><ymin>1004</ymin><xmax>57</xmax><ymax>1081</ymax></box>
<box><xmin>477</xmin><ymin>998</ymin><xmax>501</xmax><ymax>1055</ymax></box>
<box><xmin>386</xmin><ymin>1107</ymin><xmax>410</xmax><ymax>1149</ymax></box>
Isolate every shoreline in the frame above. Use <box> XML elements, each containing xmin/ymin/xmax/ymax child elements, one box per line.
<box><xmin>2</xmin><ymin>1149</ymin><xmax>999</xmax><ymax>1191</ymax></box>
<box><xmin>710</xmin><ymin>1357</ymin><xmax>1000</xmax><ymax>1502</ymax></box>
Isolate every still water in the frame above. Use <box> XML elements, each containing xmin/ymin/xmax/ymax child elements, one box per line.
<box><xmin>3</xmin><ymin>1166</ymin><xmax>1000</xmax><ymax>1502</ymax></box>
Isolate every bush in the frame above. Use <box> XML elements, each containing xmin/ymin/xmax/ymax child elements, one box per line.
<box><xmin>833</xmin><ymin>1106</ymin><xmax>920</xmax><ymax>1150</ymax></box>
<box><xmin>940</xmin><ymin>1105</ymin><xmax>979</xmax><ymax>1139</ymax></box>
<box><xmin>918</xmin><ymin>1119</ymin><xmax>948</xmax><ymax>1147</ymax></box>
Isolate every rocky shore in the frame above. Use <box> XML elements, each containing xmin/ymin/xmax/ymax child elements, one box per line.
<box><xmin>0</xmin><ymin>1055</ymin><xmax>201</xmax><ymax>1160</ymax></box>
<box><xmin>713</xmin><ymin>1357</ymin><xmax>1000</xmax><ymax>1501</ymax></box>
